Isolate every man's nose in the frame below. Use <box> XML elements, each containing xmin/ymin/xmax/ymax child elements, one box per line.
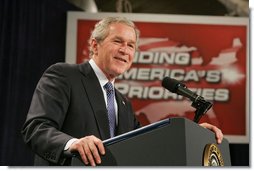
<box><xmin>118</xmin><ymin>46</ymin><xmax>127</xmax><ymax>54</ymax></box>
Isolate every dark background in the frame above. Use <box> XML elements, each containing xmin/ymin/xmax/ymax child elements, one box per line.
<box><xmin>0</xmin><ymin>0</ymin><xmax>249</xmax><ymax>166</ymax></box>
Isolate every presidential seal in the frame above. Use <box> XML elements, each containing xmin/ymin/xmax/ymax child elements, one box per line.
<box><xmin>203</xmin><ymin>143</ymin><xmax>224</xmax><ymax>166</ymax></box>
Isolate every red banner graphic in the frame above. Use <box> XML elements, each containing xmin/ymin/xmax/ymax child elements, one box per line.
<box><xmin>66</xmin><ymin>13</ymin><xmax>249</xmax><ymax>143</ymax></box>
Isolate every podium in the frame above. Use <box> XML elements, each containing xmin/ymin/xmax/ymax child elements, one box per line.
<box><xmin>71</xmin><ymin>117</ymin><xmax>231</xmax><ymax>166</ymax></box>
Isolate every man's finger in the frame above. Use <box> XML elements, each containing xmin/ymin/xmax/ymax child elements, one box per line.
<box><xmin>88</xmin><ymin>141</ymin><xmax>102</xmax><ymax>164</ymax></box>
<box><xmin>83</xmin><ymin>142</ymin><xmax>96</xmax><ymax>166</ymax></box>
<box><xmin>94</xmin><ymin>137</ymin><xmax>105</xmax><ymax>155</ymax></box>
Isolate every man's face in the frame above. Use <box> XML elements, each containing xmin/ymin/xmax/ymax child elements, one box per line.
<box><xmin>92</xmin><ymin>23</ymin><xmax>137</xmax><ymax>80</ymax></box>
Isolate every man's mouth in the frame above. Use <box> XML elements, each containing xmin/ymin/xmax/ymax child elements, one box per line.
<box><xmin>114</xmin><ymin>57</ymin><xmax>127</xmax><ymax>63</ymax></box>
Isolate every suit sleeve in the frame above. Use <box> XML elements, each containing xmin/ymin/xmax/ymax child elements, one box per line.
<box><xmin>21</xmin><ymin>63</ymin><xmax>73</xmax><ymax>164</ymax></box>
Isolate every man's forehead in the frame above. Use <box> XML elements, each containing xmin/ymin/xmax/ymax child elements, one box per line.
<box><xmin>113</xmin><ymin>35</ymin><xmax>136</xmax><ymax>44</ymax></box>
<box><xmin>108</xmin><ymin>23</ymin><xmax>136</xmax><ymax>39</ymax></box>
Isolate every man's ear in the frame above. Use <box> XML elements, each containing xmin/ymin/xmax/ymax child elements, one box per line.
<box><xmin>91</xmin><ymin>39</ymin><xmax>99</xmax><ymax>55</ymax></box>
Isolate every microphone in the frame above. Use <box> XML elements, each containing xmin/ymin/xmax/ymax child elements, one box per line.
<box><xmin>161</xmin><ymin>77</ymin><xmax>212</xmax><ymax>123</ymax></box>
<box><xmin>162</xmin><ymin>77</ymin><xmax>199</xmax><ymax>102</ymax></box>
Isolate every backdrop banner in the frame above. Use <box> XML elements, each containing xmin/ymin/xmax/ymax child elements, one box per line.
<box><xmin>66</xmin><ymin>12</ymin><xmax>249</xmax><ymax>143</ymax></box>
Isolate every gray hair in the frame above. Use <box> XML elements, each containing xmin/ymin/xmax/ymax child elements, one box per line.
<box><xmin>88</xmin><ymin>16</ymin><xmax>140</xmax><ymax>57</ymax></box>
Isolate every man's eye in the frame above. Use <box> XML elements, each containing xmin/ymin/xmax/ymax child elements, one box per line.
<box><xmin>114</xmin><ymin>40</ymin><xmax>121</xmax><ymax>43</ymax></box>
<box><xmin>128</xmin><ymin>44</ymin><xmax>134</xmax><ymax>49</ymax></box>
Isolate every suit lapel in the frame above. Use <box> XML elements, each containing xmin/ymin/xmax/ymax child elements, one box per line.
<box><xmin>78</xmin><ymin>62</ymin><xmax>111</xmax><ymax>140</ymax></box>
<box><xmin>115</xmin><ymin>90</ymin><xmax>130</xmax><ymax>135</ymax></box>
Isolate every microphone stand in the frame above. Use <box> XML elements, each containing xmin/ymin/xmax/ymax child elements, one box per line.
<box><xmin>191</xmin><ymin>96</ymin><xmax>213</xmax><ymax>123</ymax></box>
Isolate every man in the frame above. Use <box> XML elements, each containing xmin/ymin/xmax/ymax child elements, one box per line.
<box><xmin>21</xmin><ymin>16</ymin><xmax>223</xmax><ymax>166</ymax></box>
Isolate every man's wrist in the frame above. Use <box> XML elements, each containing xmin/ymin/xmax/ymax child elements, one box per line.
<box><xmin>64</xmin><ymin>138</ymin><xmax>78</xmax><ymax>151</ymax></box>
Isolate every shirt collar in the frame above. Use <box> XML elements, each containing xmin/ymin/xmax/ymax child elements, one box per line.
<box><xmin>89</xmin><ymin>59</ymin><xmax>115</xmax><ymax>87</ymax></box>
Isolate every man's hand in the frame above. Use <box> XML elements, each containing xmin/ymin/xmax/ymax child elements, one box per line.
<box><xmin>199</xmin><ymin>122</ymin><xmax>223</xmax><ymax>144</ymax></box>
<box><xmin>68</xmin><ymin>135</ymin><xmax>105</xmax><ymax>166</ymax></box>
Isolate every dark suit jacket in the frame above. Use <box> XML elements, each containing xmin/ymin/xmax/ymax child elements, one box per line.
<box><xmin>21</xmin><ymin>62</ymin><xmax>140</xmax><ymax>165</ymax></box>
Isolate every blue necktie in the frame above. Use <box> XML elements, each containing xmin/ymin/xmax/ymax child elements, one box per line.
<box><xmin>104</xmin><ymin>82</ymin><xmax>116</xmax><ymax>138</ymax></box>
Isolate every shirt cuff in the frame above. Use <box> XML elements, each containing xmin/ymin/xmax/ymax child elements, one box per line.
<box><xmin>64</xmin><ymin>138</ymin><xmax>78</xmax><ymax>151</ymax></box>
